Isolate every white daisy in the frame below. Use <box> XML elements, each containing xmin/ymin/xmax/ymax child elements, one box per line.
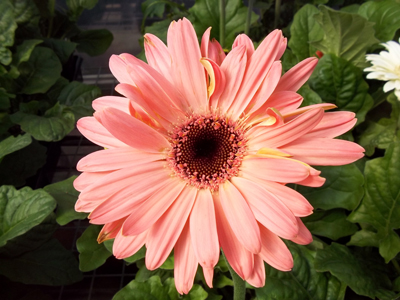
<box><xmin>365</xmin><ymin>39</ymin><xmax>400</xmax><ymax>100</ymax></box>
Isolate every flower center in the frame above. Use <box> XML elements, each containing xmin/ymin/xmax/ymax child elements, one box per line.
<box><xmin>167</xmin><ymin>114</ymin><xmax>247</xmax><ymax>190</ymax></box>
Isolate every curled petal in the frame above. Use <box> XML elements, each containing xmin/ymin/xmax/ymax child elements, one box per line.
<box><xmin>200</xmin><ymin>58</ymin><xmax>226</xmax><ymax>107</ymax></box>
<box><xmin>98</xmin><ymin>217</ymin><xmax>127</xmax><ymax>243</ymax></box>
<box><xmin>208</xmin><ymin>39</ymin><xmax>226</xmax><ymax>65</ymax></box>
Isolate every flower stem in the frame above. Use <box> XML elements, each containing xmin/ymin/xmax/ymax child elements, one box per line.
<box><xmin>223</xmin><ymin>253</ymin><xmax>246</xmax><ymax>300</ymax></box>
<box><xmin>392</xmin><ymin>259</ymin><xmax>400</xmax><ymax>275</ymax></box>
<box><xmin>245</xmin><ymin>0</ymin><xmax>254</xmax><ymax>35</ymax></box>
<box><xmin>219</xmin><ymin>0</ymin><xmax>226</xmax><ymax>48</ymax></box>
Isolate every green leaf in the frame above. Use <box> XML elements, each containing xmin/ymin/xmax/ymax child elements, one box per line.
<box><xmin>0</xmin><ymin>133</ymin><xmax>31</xmax><ymax>159</ymax></box>
<box><xmin>66</xmin><ymin>0</ymin><xmax>98</xmax><ymax>20</ymax></box>
<box><xmin>213</xmin><ymin>274</ymin><xmax>233</xmax><ymax>288</ymax></box>
<box><xmin>12</xmin><ymin>39</ymin><xmax>42</xmax><ymax>67</ymax></box>
<box><xmin>0</xmin><ymin>213</ymin><xmax>57</xmax><ymax>257</ymax></box>
<box><xmin>143</xmin><ymin>18</ymin><xmax>171</xmax><ymax>44</ymax></box>
<box><xmin>73</xmin><ymin>29</ymin><xmax>113</xmax><ymax>56</ymax></box>
<box><xmin>10</xmin><ymin>102</ymin><xmax>75</xmax><ymax>142</ymax></box>
<box><xmin>17</xmin><ymin>47</ymin><xmax>62</xmax><ymax>94</ymax></box>
<box><xmin>11</xmin><ymin>0</ymin><xmax>40</xmax><ymax>25</ymax></box>
<box><xmin>0</xmin><ymin>0</ymin><xmax>17</xmax><ymax>65</ymax></box>
<box><xmin>44</xmin><ymin>176</ymin><xmax>87</xmax><ymax>225</ymax></box>
<box><xmin>160</xmin><ymin>255</ymin><xmax>174</xmax><ymax>270</ymax></box>
<box><xmin>347</xmin><ymin>228</ymin><xmax>380</xmax><ymax>248</ymax></box>
<box><xmin>296</xmin><ymin>164</ymin><xmax>364</xmax><ymax>211</ymax></box>
<box><xmin>255</xmin><ymin>242</ymin><xmax>346</xmax><ymax>300</ymax></box>
<box><xmin>43</xmin><ymin>39</ymin><xmax>77</xmax><ymax>64</ymax></box>
<box><xmin>0</xmin><ymin>139</ymin><xmax>46</xmax><ymax>187</ymax></box>
<box><xmin>312</xmin><ymin>6</ymin><xmax>379</xmax><ymax>67</ymax></box>
<box><xmin>348</xmin><ymin>139</ymin><xmax>400</xmax><ymax>262</ymax></box>
<box><xmin>309</xmin><ymin>54</ymin><xmax>374</xmax><ymax>124</ymax></box>
<box><xmin>289</xmin><ymin>4</ymin><xmax>323</xmax><ymax>61</ymax></box>
<box><xmin>359</xmin><ymin>93</ymin><xmax>400</xmax><ymax>156</ymax></box>
<box><xmin>358</xmin><ymin>0</ymin><xmax>400</xmax><ymax>42</ymax></box>
<box><xmin>298</xmin><ymin>84</ymin><xmax>322</xmax><ymax>107</ymax></box>
<box><xmin>0</xmin><ymin>185</ymin><xmax>56</xmax><ymax>248</ymax></box>
<box><xmin>135</xmin><ymin>262</ymin><xmax>173</xmax><ymax>283</ymax></box>
<box><xmin>314</xmin><ymin>243</ymin><xmax>395</xmax><ymax>299</ymax></box>
<box><xmin>77</xmin><ymin>225</ymin><xmax>111</xmax><ymax>272</ymax></box>
<box><xmin>0</xmin><ymin>238</ymin><xmax>82</xmax><ymax>285</ymax></box>
<box><xmin>57</xmin><ymin>81</ymin><xmax>101</xmax><ymax>119</ymax></box>
<box><xmin>303</xmin><ymin>209</ymin><xmax>358</xmax><ymax>240</ymax></box>
<box><xmin>164</xmin><ymin>278</ymin><xmax>208</xmax><ymax>300</ymax></box>
<box><xmin>189</xmin><ymin>0</ymin><xmax>258</xmax><ymax>48</ymax></box>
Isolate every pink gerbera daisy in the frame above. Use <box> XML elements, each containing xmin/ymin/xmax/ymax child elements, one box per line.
<box><xmin>74</xmin><ymin>18</ymin><xmax>364</xmax><ymax>294</ymax></box>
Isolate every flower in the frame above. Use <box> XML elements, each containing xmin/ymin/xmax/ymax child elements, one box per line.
<box><xmin>365</xmin><ymin>39</ymin><xmax>400</xmax><ymax>100</ymax></box>
<box><xmin>74</xmin><ymin>18</ymin><xmax>364</xmax><ymax>294</ymax></box>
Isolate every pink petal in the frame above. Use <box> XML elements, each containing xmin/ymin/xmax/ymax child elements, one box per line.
<box><xmin>144</xmin><ymin>33</ymin><xmax>172</xmax><ymax>79</ymax></box>
<box><xmin>88</xmin><ymin>167</ymin><xmax>171</xmax><ymax>224</ymax></box>
<box><xmin>254</xmin><ymin>180</ymin><xmax>313</xmax><ymax>217</ymax></box>
<box><xmin>92</xmin><ymin>96</ymin><xmax>131</xmax><ymax>114</ymax></box>
<box><xmin>77</xmin><ymin>117</ymin><xmax>128</xmax><ymax>149</ymax></box>
<box><xmin>276</xmin><ymin>37</ymin><xmax>287</xmax><ymax>60</ymax></box>
<box><xmin>283</xmin><ymin>103</ymin><xmax>336</xmax><ymax>121</ymax></box>
<box><xmin>73</xmin><ymin>171</ymin><xmax>112</xmax><ymax>192</ymax></box>
<box><xmin>200</xmin><ymin>27</ymin><xmax>212</xmax><ymax>58</ymax></box>
<box><xmin>219</xmin><ymin>181</ymin><xmax>261</xmax><ymax>254</ymax></box>
<box><xmin>122</xmin><ymin>178</ymin><xmax>186</xmax><ymax>236</ymax></box>
<box><xmin>167</xmin><ymin>18</ymin><xmax>208</xmax><ymax>113</ymax></box>
<box><xmin>246</xmin><ymin>61</ymin><xmax>282</xmax><ymax>115</ymax></box>
<box><xmin>240</xmin><ymin>156</ymin><xmax>310</xmax><ymax>183</ymax></box>
<box><xmin>304</xmin><ymin>111</ymin><xmax>357</xmax><ymax>139</ymax></box>
<box><xmin>109</xmin><ymin>55</ymin><xmax>135</xmax><ymax>85</ymax></box>
<box><xmin>200</xmin><ymin>57</ymin><xmax>226</xmax><ymax>108</ymax></box>
<box><xmin>295</xmin><ymin>174</ymin><xmax>326</xmax><ymax>187</ymax></box>
<box><xmin>203</xmin><ymin>267</ymin><xmax>214</xmax><ymax>288</ymax></box>
<box><xmin>174</xmin><ymin>222</ymin><xmax>198</xmax><ymax>295</ymax></box>
<box><xmin>274</xmin><ymin>57</ymin><xmax>318</xmax><ymax>92</ymax></box>
<box><xmin>146</xmin><ymin>186</ymin><xmax>197</xmax><ymax>270</ymax></box>
<box><xmin>113</xmin><ymin>230</ymin><xmax>147</xmax><ymax>259</ymax></box>
<box><xmin>218</xmin><ymin>45</ymin><xmax>247</xmax><ymax>111</ymax></box>
<box><xmin>75</xmin><ymin>198</ymin><xmax>99</xmax><ymax>212</ymax></box>
<box><xmin>98</xmin><ymin>217</ymin><xmax>126</xmax><ymax>243</ymax></box>
<box><xmin>291</xmin><ymin>217</ymin><xmax>313</xmax><ymax>245</ymax></box>
<box><xmin>246</xmin><ymin>255</ymin><xmax>265</xmax><ymax>288</ymax></box>
<box><xmin>248</xmin><ymin>108</ymin><xmax>324</xmax><ymax>150</ymax></box>
<box><xmin>213</xmin><ymin>194</ymin><xmax>254</xmax><ymax>280</ymax></box>
<box><xmin>231</xmin><ymin>177</ymin><xmax>299</xmax><ymax>239</ymax></box>
<box><xmin>77</xmin><ymin>148</ymin><xmax>163</xmax><ymax>172</ymax></box>
<box><xmin>190</xmin><ymin>189</ymin><xmax>219</xmax><ymax>268</ymax></box>
<box><xmin>260</xmin><ymin>91</ymin><xmax>303</xmax><ymax>115</ymax></box>
<box><xmin>208</xmin><ymin>39</ymin><xmax>226</xmax><ymax>65</ymax></box>
<box><xmin>95</xmin><ymin>107</ymin><xmax>170</xmax><ymax>153</ymax></box>
<box><xmin>229</xmin><ymin>30</ymin><xmax>284</xmax><ymax>119</ymax></box>
<box><xmin>232</xmin><ymin>34</ymin><xmax>255</xmax><ymax>58</ymax></box>
<box><xmin>259</xmin><ymin>224</ymin><xmax>294</xmax><ymax>271</ymax></box>
<box><xmin>281</xmin><ymin>137</ymin><xmax>365</xmax><ymax>166</ymax></box>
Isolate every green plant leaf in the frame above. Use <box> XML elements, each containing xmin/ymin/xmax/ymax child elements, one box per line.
<box><xmin>359</xmin><ymin>93</ymin><xmax>400</xmax><ymax>156</ymax></box>
<box><xmin>296</xmin><ymin>164</ymin><xmax>364</xmax><ymax>211</ymax></box>
<box><xmin>0</xmin><ymin>238</ymin><xmax>82</xmax><ymax>285</ymax></box>
<box><xmin>73</xmin><ymin>29</ymin><xmax>113</xmax><ymax>56</ymax></box>
<box><xmin>309</xmin><ymin>54</ymin><xmax>374</xmax><ymax>124</ymax></box>
<box><xmin>66</xmin><ymin>0</ymin><xmax>98</xmax><ymax>20</ymax></box>
<box><xmin>17</xmin><ymin>47</ymin><xmax>62</xmax><ymax>94</ymax></box>
<box><xmin>143</xmin><ymin>18</ymin><xmax>171</xmax><ymax>44</ymax></box>
<box><xmin>11</xmin><ymin>0</ymin><xmax>40</xmax><ymax>25</ymax></box>
<box><xmin>43</xmin><ymin>39</ymin><xmax>77</xmax><ymax>64</ymax></box>
<box><xmin>188</xmin><ymin>0</ymin><xmax>258</xmax><ymax>48</ymax></box>
<box><xmin>0</xmin><ymin>139</ymin><xmax>46</xmax><ymax>187</ymax></box>
<box><xmin>12</xmin><ymin>39</ymin><xmax>42</xmax><ymax>67</ymax></box>
<box><xmin>0</xmin><ymin>0</ymin><xmax>17</xmax><ymax>65</ymax></box>
<box><xmin>135</xmin><ymin>262</ymin><xmax>173</xmax><ymax>283</ymax></box>
<box><xmin>0</xmin><ymin>133</ymin><xmax>31</xmax><ymax>159</ymax></box>
<box><xmin>255</xmin><ymin>242</ymin><xmax>346</xmax><ymax>300</ymax></box>
<box><xmin>347</xmin><ymin>228</ymin><xmax>380</xmax><ymax>248</ymax></box>
<box><xmin>348</xmin><ymin>138</ymin><xmax>400</xmax><ymax>262</ymax></box>
<box><xmin>0</xmin><ymin>213</ymin><xmax>57</xmax><ymax>257</ymax></box>
<box><xmin>10</xmin><ymin>102</ymin><xmax>75</xmax><ymax>142</ymax></box>
<box><xmin>164</xmin><ymin>278</ymin><xmax>208</xmax><ymax>300</ymax></box>
<box><xmin>314</xmin><ymin>243</ymin><xmax>395</xmax><ymax>299</ymax></box>
<box><xmin>0</xmin><ymin>185</ymin><xmax>56</xmax><ymax>248</ymax></box>
<box><xmin>358</xmin><ymin>0</ymin><xmax>400</xmax><ymax>42</ymax></box>
<box><xmin>312</xmin><ymin>6</ymin><xmax>379</xmax><ymax>67</ymax></box>
<box><xmin>44</xmin><ymin>176</ymin><xmax>87</xmax><ymax>225</ymax></box>
<box><xmin>57</xmin><ymin>81</ymin><xmax>101</xmax><ymax>119</ymax></box>
<box><xmin>289</xmin><ymin>4</ymin><xmax>323</xmax><ymax>61</ymax></box>
<box><xmin>77</xmin><ymin>225</ymin><xmax>111</xmax><ymax>272</ymax></box>
<box><xmin>303</xmin><ymin>209</ymin><xmax>358</xmax><ymax>240</ymax></box>
<box><xmin>298</xmin><ymin>84</ymin><xmax>322</xmax><ymax>107</ymax></box>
